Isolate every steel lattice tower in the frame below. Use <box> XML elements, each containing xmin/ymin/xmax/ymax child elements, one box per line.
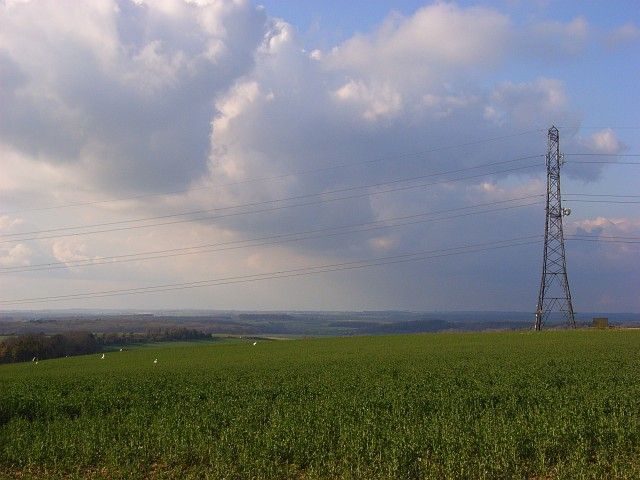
<box><xmin>535</xmin><ymin>126</ymin><xmax>575</xmax><ymax>330</ymax></box>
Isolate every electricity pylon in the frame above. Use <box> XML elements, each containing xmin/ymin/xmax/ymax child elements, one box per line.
<box><xmin>535</xmin><ymin>126</ymin><xmax>575</xmax><ymax>330</ymax></box>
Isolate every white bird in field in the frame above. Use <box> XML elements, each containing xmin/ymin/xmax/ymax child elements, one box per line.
<box><xmin>32</xmin><ymin>357</ymin><xmax>36</xmax><ymax>362</ymax></box>
<box><xmin>119</xmin><ymin>348</ymin><xmax>123</xmax><ymax>352</ymax></box>
<box><xmin>252</xmin><ymin>341</ymin><xmax>257</xmax><ymax>346</ymax></box>
<box><xmin>153</xmin><ymin>358</ymin><xmax>158</xmax><ymax>364</ymax></box>
<box><xmin>101</xmin><ymin>353</ymin><xmax>105</xmax><ymax>359</ymax></box>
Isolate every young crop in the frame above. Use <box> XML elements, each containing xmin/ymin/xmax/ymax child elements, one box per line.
<box><xmin>1</xmin><ymin>331</ymin><xmax>639</xmax><ymax>479</ymax></box>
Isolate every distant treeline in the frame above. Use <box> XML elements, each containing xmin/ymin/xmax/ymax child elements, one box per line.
<box><xmin>0</xmin><ymin>332</ymin><xmax>99</xmax><ymax>364</ymax></box>
<box><xmin>98</xmin><ymin>327</ymin><xmax>210</xmax><ymax>345</ymax></box>
<box><xmin>0</xmin><ymin>328</ymin><xmax>211</xmax><ymax>364</ymax></box>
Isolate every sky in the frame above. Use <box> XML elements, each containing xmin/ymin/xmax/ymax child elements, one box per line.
<box><xmin>0</xmin><ymin>0</ymin><xmax>638</xmax><ymax>313</ymax></box>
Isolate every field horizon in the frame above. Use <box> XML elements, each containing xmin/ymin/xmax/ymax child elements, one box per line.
<box><xmin>3</xmin><ymin>310</ymin><xmax>640</xmax><ymax>339</ymax></box>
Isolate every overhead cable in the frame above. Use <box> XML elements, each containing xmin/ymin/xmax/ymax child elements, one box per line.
<box><xmin>0</xmin><ymin>161</ymin><xmax>544</xmax><ymax>244</ymax></box>
<box><xmin>0</xmin><ymin>196</ymin><xmax>543</xmax><ymax>274</ymax></box>
<box><xmin>2</xmin><ymin>129</ymin><xmax>544</xmax><ymax>215</ymax></box>
<box><xmin>0</xmin><ymin>236</ymin><xmax>542</xmax><ymax>306</ymax></box>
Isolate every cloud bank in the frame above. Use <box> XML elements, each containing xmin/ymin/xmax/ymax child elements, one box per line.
<box><xmin>0</xmin><ymin>1</ymin><xmax>637</xmax><ymax>311</ymax></box>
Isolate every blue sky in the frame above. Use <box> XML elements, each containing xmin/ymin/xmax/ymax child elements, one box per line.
<box><xmin>0</xmin><ymin>0</ymin><xmax>638</xmax><ymax>313</ymax></box>
<box><xmin>260</xmin><ymin>0</ymin><xmax>640</xmax><ymax>140</ymax></box>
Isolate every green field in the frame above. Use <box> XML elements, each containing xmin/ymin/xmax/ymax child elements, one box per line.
<box><xmin>1</xmin><ymin>331</ymin><xmax>640</xmax><ymax>479</ymax></box>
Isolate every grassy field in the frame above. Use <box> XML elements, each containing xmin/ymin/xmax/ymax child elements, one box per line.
<box><xmin>1</xmin><ymin>330</ymin><xmax>640</xmax><ymax>479</ymax></box>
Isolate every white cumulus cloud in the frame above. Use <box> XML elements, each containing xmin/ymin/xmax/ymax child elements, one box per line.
<box><xmin>605</xmin><ymin>23</ymin><xmax>640</xmax><ymax>47</ymax></box>
<box><xmin>581</xmin><ymin>128</ymin><xmax>626</xmax><ymax>155</ymax></box>
<box><xmin>0</xmin><ymin>244</ymin><xmax>31</xmax><ymax>267</ymax></box>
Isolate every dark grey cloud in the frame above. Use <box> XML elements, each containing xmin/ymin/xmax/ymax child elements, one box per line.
<box><xmin>0</xmin><ymin>0</ymin><xmax>267</xmax><ymax>192</ymax></box>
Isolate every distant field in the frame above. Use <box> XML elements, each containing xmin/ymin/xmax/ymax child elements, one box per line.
<box><xmin>1</xmin><ymin>331</ymin><xmax>640</xmax><ymax>479</ymax></box>
<box><xmin>102</xmin><ymin>337</ymin><xmax>245</xmax><ymax>351</ymax></box>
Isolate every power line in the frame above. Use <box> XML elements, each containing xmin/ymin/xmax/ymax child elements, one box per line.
<box><xmin>0</xmin><ymin>161</ymin><xmax>544</xmax><ymax>244</ymax></box>
<box><xmin>0</xmin><ymin>197</ymin><xmax>543</xmax><ymax>274</ymax></box>
<box><xmin>564</xmin><ymin>153</ymin><xmax>640</xmax><ymax>157</ymax></box>
<box><xmin>0</xmin><ymin>236</ymin><xmax>542</xmax><ymax>306</ymax></box>
<box><xmin>3</xmin><ymin>124</ymin><xmax>634</xmax><ymax>310</ymax></box>
<box><xmin>569</xmin><ymin>234</ymin><xmax>640</xmax><ymax>241</ymax></box>
<box><xmin>558</xmin><ymin>126</ymin><xmax>640</xmax><ymax>130</ymax></box>
<box><xmin>567</xmin><ymin>237</ymin><xmax>640</xmax><ymax>245</ymax></box>
<box><xmin>2</xmin><ymin>235</ymin><xmax>630</xmax><ymax>305</ymax></box>
<box><xmin>565</xmin><ymin>199</ymin><xmax>640</xmax><ymax>204</ymax></box>
<box><xmin>1</xmin><ymin>197</ymin><xmax>542</xmax><ymax>272</ymax></box>
<box><xmin>1</xmin><ymin>129</ymin><xmax>543</xmax><ymax>215</ymax></box>
<box><xmin>564</xmin><ymin>194</ymin><xmax>640</xmax><ymax>198</ymax></box>
<box><xmin>565</xmin><ymin>160</ymin><xmax>640</xmax><ymax>165</ymax></box>
<box><xmin>0</xmin><ymin>154</ymin><xmax>542</xmax><ymax>238</ymax></box>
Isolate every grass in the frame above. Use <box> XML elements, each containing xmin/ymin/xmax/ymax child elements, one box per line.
<box><xmin>1</xmin><ymin>330</ymin><xmax>640</xmax><ymax>479</ymax></box>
